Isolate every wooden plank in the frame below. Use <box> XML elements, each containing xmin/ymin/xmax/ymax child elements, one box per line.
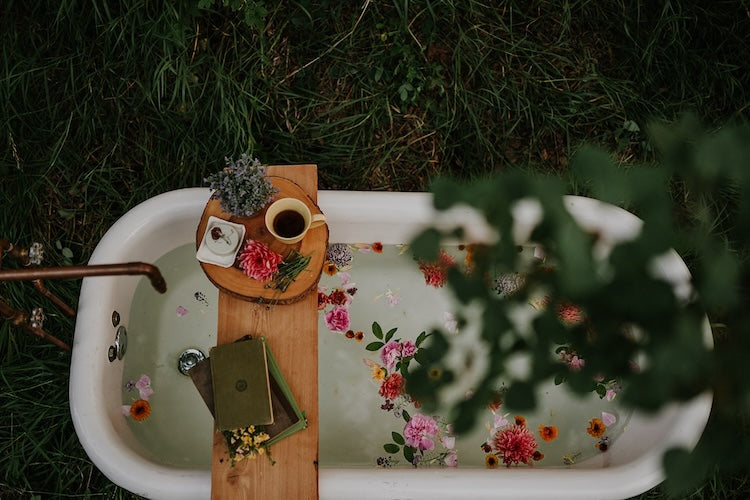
<box><xmin>210</xmin><ymin>164</ymin><xmax>319</xmax><ymax>500</ymax></box>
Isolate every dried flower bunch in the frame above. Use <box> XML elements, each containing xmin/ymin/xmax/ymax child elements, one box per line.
<box><xmin>205</xmin><ymin>154</ymin><xmax>278</xmax><ymax>217</ymax></box>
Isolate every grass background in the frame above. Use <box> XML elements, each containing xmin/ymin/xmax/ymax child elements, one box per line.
<box><xmin>2</xmin><ymin>0</ymin><xmax>749</xmax><ymax>497</ymax></box>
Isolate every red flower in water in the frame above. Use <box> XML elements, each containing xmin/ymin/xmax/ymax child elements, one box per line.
<box><xmin>557</xmin><ymin>301</ymin><xmax>585</xmax><ymax>325</ymax></box>
<box><xmin>317</xmin><ymin>292</ymin><xmax>329</xmax><ymax>310</ymax></box>
<box><xmin>492</xmin><ymin>424</ymin><xmax>538</xmax><ymax>466</ymax></box>
<box><xmin>129</xmin><ymin>399</ymin><xmax>151</xmax><ymax>422</ymax></box>
<box><xmin>328</xmin><ymin>289</ymin><xmax>348</xmax><ymax>306</ymax></box>
<box><xmin>538</xmin><ymin>425</ymin><xmax>558</xmax><ymax>442</ymax></box>
<box><xmin>378</xmin><ymin>373</ymin><xmax>405</xmax><ymax>400</ymax></box>
<box><xmin>238</xmin><ymin>240</ymin><xmax>283</xmax><ymax>282</ymax></box>
<box><xmin>372</xmin><ymin>242</ymin><xmax>384</xmax><ymax>253</ymax></box>
<box><xmin>418</xmin><ymin>250</ymin><xmax>456</xmax><ymax>288</ymax></box>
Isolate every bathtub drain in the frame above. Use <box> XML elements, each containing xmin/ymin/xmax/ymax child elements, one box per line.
<box><xmin>177</xmin><ymin>348</ymin><xmax>206</xmax><ymax>375</ymax></box>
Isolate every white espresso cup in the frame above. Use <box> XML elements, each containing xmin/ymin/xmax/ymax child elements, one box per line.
<box><xmin>265</xmin><ymin>198</ymin><xmax>326</xmax><ymax>244</ymax></box>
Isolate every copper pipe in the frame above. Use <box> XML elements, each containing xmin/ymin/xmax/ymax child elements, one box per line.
<box><xmin>0</xmin><ymin>299</ymin><xmax>71</xmax><ymax>351</ymax></box>
<box><xmin>32</xmin><ymin>279</ymin><xmax>76</xmax><ymax>317</ymax></box>
<box><xmin>0</xmin><ymin>262</ymin><xmax>167</xmax><ymax>293</ymax></box>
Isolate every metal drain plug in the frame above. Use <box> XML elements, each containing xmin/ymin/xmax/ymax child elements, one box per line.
<box><xmin>177</xmin><ymin>348</ymin><xmax>206</xmax><ymax>375</ymax></box>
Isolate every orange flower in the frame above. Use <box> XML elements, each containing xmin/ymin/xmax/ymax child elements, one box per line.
<box><xmin>514</xmin><ymin>415</ymin><xmax>526</xmax><ymax>427</ymax></box>
<box><xmin>345</xmin><ymin>330</ymin><xmax>355</xmax><ymax>339</ymax></box>
<box><xmin>538</xmin><ymin>425</ymin><xmax>558</xmax><ymax>442</ymax></box>
<box><xmin>372</xmin><ymin>242</ymin><xmax>383</xmax><ymax>253</ymax></box>
<box><xmin>586</xmin><ymin>418</ymin><xmax>606</xmax><ymax>438</ymax></box>
<box><xmin>130</xmin><ymin>399</ymin><xmax>151</xmax><ymax>421</ymax></box>
<box><xmin>532</xmin><ymin>450</ymin><xmax>544</xmax><ymax>461</ymax></box>
<box><xmin>323</xmin><ymin>261</ymin><xmax>337</xmax><ymax>276</ymax></box>
<box><xmin>485</xmin><ymin>453</ymin><xmax>499</xmax><ymax>469</ymax></box>
<box><xmin>354</xmin><ymin>331</ymin><xmax>364</xmax><ymax>342</ymax></box>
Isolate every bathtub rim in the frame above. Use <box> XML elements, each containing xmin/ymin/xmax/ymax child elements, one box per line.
<box><xmin>69</xmin><ymin>187</ymin><xmax>713</xmax><ymax>499</ymax></box>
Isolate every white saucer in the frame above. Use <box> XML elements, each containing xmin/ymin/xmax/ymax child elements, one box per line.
<box><xmin>196</xmin><ymin>216</ymin><xmax>246</xmax><ymax>267</ymax></box>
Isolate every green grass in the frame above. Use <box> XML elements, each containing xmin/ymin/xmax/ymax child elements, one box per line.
<box><xmin>2</xmin><ymin>0</ymin><xmax>749</xmax><ymax>497</ymax></box>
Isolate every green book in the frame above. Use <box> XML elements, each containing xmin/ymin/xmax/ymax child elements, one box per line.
<box><xmin>190</xmin><ymin>336</ymin><xmax>307</xmax><ymax>444</ymax></box>
<box><xmin>210</xmin><ymin>337</ymin><xmax>274</xmax><ymax>431</ymax></box>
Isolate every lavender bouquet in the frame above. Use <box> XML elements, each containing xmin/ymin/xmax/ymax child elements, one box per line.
<box><xmin>205</xmin><ymin>154</ymin><xmax>278</xmax><ymax>217</ymax></box>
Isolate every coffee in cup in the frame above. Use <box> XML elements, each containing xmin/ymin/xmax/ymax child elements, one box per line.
<box><xmin>265</xmin><ymin>198</ymin><xmax>326</xmax><ymax>244</ymax></box>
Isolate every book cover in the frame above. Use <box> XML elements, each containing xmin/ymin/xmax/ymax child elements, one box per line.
<box><xmin>209</xmin><ymin>337</ymin><xmax>274</xmax><ymax>431</ymax></box>
<box><xmin>189</xmin><ymin>337</ymin><xmax>307</xmax><ymax>444</ymax></box>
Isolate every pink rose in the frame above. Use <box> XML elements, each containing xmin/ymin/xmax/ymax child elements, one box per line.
<box><xmin>380</xmin><ymin>341</ymin><xmax>402</xmax><ymax>371</ymax></box>
<box><xmin>401</xmin><ymin>340</ymin><xmax>416</xmax><ymax>358</ymax></box>
<box><xmin>403</xmin><ymin>413</ymin><xmax>439</xmax><ymax>451</ymax></box>
<box><xmin>324</xmin><ymin>305</ymin><xmax>351</xmax><ymax>332</ymax></box>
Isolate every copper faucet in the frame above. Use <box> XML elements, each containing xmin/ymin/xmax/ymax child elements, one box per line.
<box><xmin>1</xmin><ymin>239</ymin><xmax>167</xmax><ymax>351</ymax></box>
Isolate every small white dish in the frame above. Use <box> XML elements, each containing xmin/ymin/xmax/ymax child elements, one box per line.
<box><xmin>196</xmin><ymin>216</ymin><xmax>246</xmax><ymax>267</ymax></box>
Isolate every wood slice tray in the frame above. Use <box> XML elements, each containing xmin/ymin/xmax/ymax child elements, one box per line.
<box><xmin>196</xmin><ymin>176</ymin><xmax>328</xmax><ymax>304</ymax></box>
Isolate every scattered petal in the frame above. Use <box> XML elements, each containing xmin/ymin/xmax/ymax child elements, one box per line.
<box><xmin>601</xmin><ymin>411</ymin><xmax>617</xmax><ymax>427</ymax></box>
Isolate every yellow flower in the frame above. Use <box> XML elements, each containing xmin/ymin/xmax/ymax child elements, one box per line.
<box><xmin>485</xmin><ymin>453</ymin><xmax>499</xmax><ymax>469</ymax></box>
<box><xmin>586</xmin><ymin>418</ymin><xmax>606</xmax><ymax>438</ymax></box>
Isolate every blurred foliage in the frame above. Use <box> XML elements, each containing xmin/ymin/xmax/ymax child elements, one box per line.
<box><xmin>409</xmin><ymin>116</ymin><xmax>750</xmax><ymax>495</ymax></box>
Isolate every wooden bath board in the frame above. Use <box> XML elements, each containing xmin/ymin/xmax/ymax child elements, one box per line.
<box><xmin>196</xmin><ymin>176</ymin><xmax>328</xmax><ymax>304</ymax></box>
<box><xmin>204</xmin><ymin>165</ymin><xmax>320</xmax><ymax>500</ymax></box>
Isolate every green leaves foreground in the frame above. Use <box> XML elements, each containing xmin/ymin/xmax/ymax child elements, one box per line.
<box><xmin>407</xmin><ymin>118</ymin><xmax>750</xmax><ymax>494</ymax></box>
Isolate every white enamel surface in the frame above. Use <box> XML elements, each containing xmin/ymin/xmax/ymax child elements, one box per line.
<box><xmin>70</xmin><ymin>188</ymin><xmax>712</xmax><ymax>499</ymax></box>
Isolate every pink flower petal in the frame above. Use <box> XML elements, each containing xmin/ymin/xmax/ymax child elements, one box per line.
<box><xmin>601</xmin><ymin>411</ymin><xmax>617</xmax><ymax>427</ymax></box>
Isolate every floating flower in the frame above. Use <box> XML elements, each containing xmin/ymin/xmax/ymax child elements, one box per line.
<box><xmin>323</xmin><ymin>261</ymin><xmax>338</xmax><ymax>276</ymax></box>
<box><xmin>326</xmin><ymin>243</ymin><xmax>354</xmax><ymax>270</ymax></box>
<box><xmin>129</xmin><ymin>399</ymin><xmax>151</xmax><ymax>422</ymax></box>
<box><xmin>418</xmin><ymin>250</ymin><xmax>456</xmax><ymax>288</ymax></box>
<box><xmin>485</xmin><ymin>453</ymin><xmax>499</xmax><ymax>468</ymax></box>
<box><xmin>514</xmin><ymin>415</ymin><xmax>526</xmax><ymax>427</ymax></box>
<box><xmin>317</xmin><ymin>291</ymin><xmax>329</xmax><ymax>310</ymax></box>
<box><xmin>557</xmin><ymin>301</ymin><xmax>585</xmax><ymax>326</ymax></box>
<box><xmin>403</xmin><ymin>414</ymin><xmax>439</xmax><ymax>451</ymax></box>
<box><xmin>586</xmin><ymin>418</ymin><xmax>606</xmax><ymax>438</ymax></box>
<box><xmin>538</xmin><ymin>425</ymin><xmax>558</xmax><ymax>442</ymax></box>
<box><xmin>354</xmin><ymin>331</ymin><xmax>364</xmax><ymax>342</ymax></box>
<box><xmin>601</xmin><ymin>411</ymin><xmax>617</xmax><ymax>427</ymax></box>
<box><xmin>444</xmin><ymin>449</ymin><xmax>458</xmax><ymax>467</ymax></box>
<box><xmin>378</xmin><ymin>373</ymin><xmax>405</xmax><ymax>400</ymax></box>
<box><xmin>596</xmin><ymin>436</ymin><xmax>610</xmax><ymax>452</ymax></box>
<box><xmin>238</xmin><ymin>240</ymin><xmax>283</xmax><ymax>282</ymax></box>
<box><xmin>492</xmin><ymin>424</ymin><xmax>538</xmax><ymax>466</ymax></box>
<box><xmin>493</xmin><ymin>272</ymin><xmax>526</xmax><ymax>298</ymax></box>
<box><xmin>400</xmin><ymin>340</ymin><xmax>416</xmax><ymax>358</ymax></box>
<box><xmin>324</xmin><ymin>305</ymin><xmax>351</xmax><ymax>332</ymax></box>
<box><xmin>380</xmin><ymin>341</ymin><xmax>402</xmax><ymax>371</ymax></box>
<box><xmin>345</xmin><ymin>330</ymin><xmax>355</xmax><ymax>339</ymax></box>
<box><xmin>364</xmin><ymin>359</ymin><xmax>386</xmax><ymax>381</ymax></box>
<box><xmin>372</xmin><ymin>242</ymin><xmax>384</xmax><ymax>253</ymax></box>
<box><xmin>129</xmin><ymin>374</ymin><xmax>153</xmax><ymax>400</ymax></box>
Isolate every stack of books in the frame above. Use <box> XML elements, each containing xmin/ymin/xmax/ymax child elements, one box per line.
<box><xmin>188</xmin><ymin>336</ymin><xmax>307</xmax><ymax>446</ymax></box>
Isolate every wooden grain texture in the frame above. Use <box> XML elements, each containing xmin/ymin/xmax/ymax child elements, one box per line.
<box><xmin>196</xmin><ymin>176</ymin><xmax>328</xmax><ymax>304</ymax></box>
<box><xmin>210</xmin><ymin>165</ymin><xmax>320</xmax><ymax>500</ymax></box>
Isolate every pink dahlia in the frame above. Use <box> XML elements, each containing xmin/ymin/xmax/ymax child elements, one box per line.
<box><xmin>324</xmin><ymin>305</ymin><xmax>351</xmax><ymax>332</ymax></box>
<box><xmin>378</xmin><ymin>372</ymin><xmax>405</xmax><ymax>400</ymax></box>
<box><xmin>238</xmin><ymin>240</ymin><xmax>283</xmax><ymax>282</ymax></box>
<box><xmin>403</xmin><ymin>413</ymin><xmax>439</xmax><ymax>451</ymax></box>
<box><xmin>491</xmin><ymin>424</ymin><xmax>538</xmax><ymax>466</ymax></box>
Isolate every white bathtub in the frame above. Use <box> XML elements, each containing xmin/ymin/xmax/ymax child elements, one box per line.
<box><xmin>70</xmin><ymin>188</ymin><xmax>712</xmax><ymax>499</ymax></box>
